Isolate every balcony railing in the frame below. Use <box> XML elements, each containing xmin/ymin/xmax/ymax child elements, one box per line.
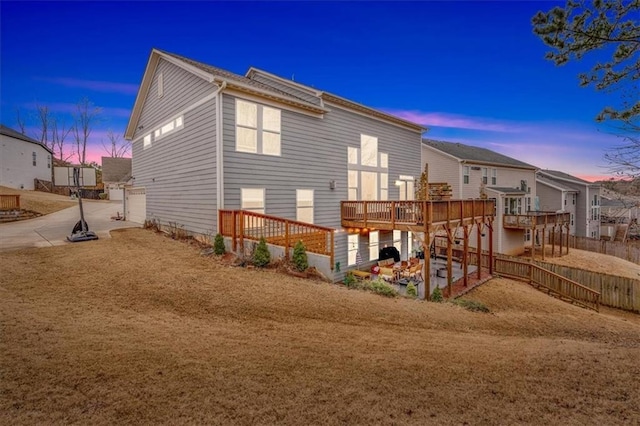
<box><xmin>503</xmin><ymin>211</ymin><xmax>570</xmax><ymax>229</ymax></box>
<box><xmin>341</xmin><ymin>199</ymin><xmax>496</xmax><ymax>230</ymax></box>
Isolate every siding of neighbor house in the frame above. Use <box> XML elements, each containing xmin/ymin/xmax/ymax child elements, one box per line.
<box><xmin>131</xmin><ymin>58</ymin><xmax>218</xmax><ymax>235</ymax></box>
<box><xmin>222</xmin><ymin>93</ymin><xmax>422</xmax><ymax>276</ymax></box>
<box><xmin>421</xmin><ymin>146</ymin><xmax>461</xmax><ymax>197</ymax></box>
<box><xmin>537</xmin><ymin>183</ymin><xmax>562</xmax><ymax>211</ymax></box>
<box><xmin>539</xmin><ymin>176</ymin><xmax>599</xmax><ymax>238</ymax></box>
<box><xmin>0</xmin><ymin>133</ymin><xmax>52</xmax><ymax>190</ymax></box>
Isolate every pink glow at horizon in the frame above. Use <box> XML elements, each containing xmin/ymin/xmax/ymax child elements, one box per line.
<box><xmin>384</xmin><ymin>109</ymin><xmax>524</xmax><ymax>132</ymax></box>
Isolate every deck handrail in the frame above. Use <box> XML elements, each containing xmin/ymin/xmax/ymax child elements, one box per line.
<box><xmin>218</xmin><ymin>210</ymin><xmax>335</xmax><ymax>269</ymax></box>
<box><xmin>0</xmin><ymin>194</ymin><xmax>20</xmax><ymax>211</ymax></box>
<box><xmin>494</xmin><ymin>257</ymin><xmax>600</xmax><ymax>312</ymax></box>
<box><xmin>503</xmin><ymin>211</ymin><xmax>570</xmax><ymax>228</ymax></box>
<box><xmin>341</xmin><ymin>199</ymin><xmax>496</xmax><ymax>228</ymax></box>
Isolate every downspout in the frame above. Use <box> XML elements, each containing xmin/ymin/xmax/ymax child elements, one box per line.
<box><xmin>215</xmin><ymin>81</ymin><xmax>227</xmax><ymax>218</ymax></box>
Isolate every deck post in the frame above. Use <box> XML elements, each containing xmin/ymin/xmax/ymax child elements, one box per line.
<box><xmin>463</xmin><ymin>225</ymin><xmax>469</xmax><ymax>287</ymax></box>
<box><xmin>285</xmin><ymin>220</ymin><xmax>290</xmax><ymax>260</ymax></box>
<box><xmin>330</xmin><ymin>231</ymin><xmax>335</xmax><ymax>271</ymax></box>
<box><xmin>566</xmin><ymin>224</ymin><xmax>570</xmax><ymax>255</ymax></box>
<box><xmin>423</xmin><ymin>201</ymin><xmax>431</xmax><ymax>301</ymax></box>
<box><xmin>551</xmin><ymin>226</ymin><xmax>556</xmax><ymax>257</ymax></box>
<box><xmin>447</xmin><ymin>228</ymin><xmax>453</xmax><ymax>298</ymax></box>
<box><xmin>238</xmin><ymin>211</ymin><xmax>244</xmax><ymax>255</ymax></box>
<box><xmin>488</xmin><ymin>221</ymin><xmax>494</xmax><ymax>275</ymax></box>
<box><xmin>531</xmin><ymin>226</ymin><xmax>535</xmax><ymax>261</ymax></box>
<box><xmin>559</xmin><ymin>224</ymin><xmax>563</xmax><ymax>257</ymax></box>
<box><xmin>476</xmin><ymin>223</ymin><xmax>482</xmax><ymax>279</ymax></box>
<box><xmin>541</xmin><ymin>226</ymin><xmax>546</xmax><ymax>261</ymax></box>
<box><xmin>232</xmin><ymin>210</ymin><xmax>237</xmax><ymax>252</ymax></box>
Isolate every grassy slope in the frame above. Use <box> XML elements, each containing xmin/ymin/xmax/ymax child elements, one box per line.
<box><xmin>1</xmin><ymin>228</ymin><xmax>639</xmax><ymax>425</ymax></box>
<box><xmin>0</xmin><ymin>185</ymin><xmax>76</xmax><ymax>215</ymax></box>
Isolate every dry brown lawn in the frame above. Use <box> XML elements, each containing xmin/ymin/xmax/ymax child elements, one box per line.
<box><xmin>1</xmin><ymin>228</ymin><xmax>639</xmax><ymax>425</ymax></box>
<box><xmin>0</xmin><ymin>185</ymin><xmax>76</xmax><ymax>215</ymax></box>
<box><xmin>526</xmin><ymin>247</ymin><xmax>640</xmax><ymax>279</ymax></box>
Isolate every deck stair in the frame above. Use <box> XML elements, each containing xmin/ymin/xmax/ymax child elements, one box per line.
<box><xmin>492</xmin><ymin>257</ymin><xmax>600</xmax><ymax>311</ymax></box>
<box><xmin>613</xmin><ymin>224</ymin><xmax>629</xmax><ymax>243</ymax></box>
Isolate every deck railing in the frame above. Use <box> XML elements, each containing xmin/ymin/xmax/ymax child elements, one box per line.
<box><xmin>218</xmin><ymin>210</ymin><xmax>335</xmax><ymax>268</ymax></box>
<box><xmin>341</xmin><ymin>199</ymin><xmax>495</xmax><ymax>228</ymax></box>
<box><xmin>494</xmin><ymin>257</ymin><xmax>600</xmax><ymax>311</ymax></box>
<box><xmin>503</xmin><ymin>211</ymin><xmax>570</xmax><ymax>229</ymax></box>
<box><xmin>0</xmin><ymin>194</ymin><xmax>20</xmax><ymax>211</ymax></box>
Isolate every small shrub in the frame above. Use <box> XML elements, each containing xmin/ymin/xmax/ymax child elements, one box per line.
<box><xmin>406</xmin><ymin>282</ymin><xmax>418</xmax><ymax>298</ymax></box>
<box><xmin>292</xmin><ymin>240</ymin><xmax>308</xmax><ymax>272</ymax></box>
<box><xmin>213</xmin><ymin>233</ymin><xmax>226</xmax><ymax>255</ymax></box>
<box><xmin>367</xmin><ymin>278</ymin><xmax>397</xmax><ymax>298</ymax></box>
<box><xmin>98</xmin><ymin>193</ymin><xmax>108</xmax><ymax>200</ymax></box>
<box><xmin>343</xmin><ymin>272</ymin><xmax>358</xmax><ymax>288</ymax></box>
<box><xmin>431</xmin><ymin>286</ymin><xmax>444</xmax><ymax>303</ymax></box>
<box><xmin>452</xmin><ymin>298</ymin><xmax>490</xmax><ymax>313</ymax></box>
<box><xmin>253</xmin><ymin>237</ymin><xmax>271</xmax><ymax>267</ymax></box>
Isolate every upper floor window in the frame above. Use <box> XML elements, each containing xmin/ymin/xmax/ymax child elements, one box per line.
<box><xmin>296</xmin><ymin>189</ymin><xmax>314</xmax><ymax>224</ymax></box>
<box><xmin>482</xmin><ymin>168</ymin><xmax>488</xmax><ymax>184</ymax></box>
<box><xmin>463</xmin><ymin>166</ymin><xmax>470</xmax><ymax>184</ymax></box>
<box><xmin>157</xmin><ymin>72</ymin><xmax>164</xmax><ymax>98</ymax></box>
<box><xmin>32</xmin><ymin>152</ymin><xmax>36</xmax><ymax>166</ymax></box>
<box><xmin>491</xmin><ymin>168</ymin><xmax>497</xmax><ymax>185</ymax></box>
<box><xmin>154</xmin><ymin>116</ymin><xmax>183</xmax><ymax>141</ymax></box>
<box><xmin>361</xmin><ymin>134</ymin><xmax>377</xmax><ymax>167</ymax></box>
<box><xmin>47</xmin><ymin>155</ymin><xmax>51</xmax><ymax>168</ymax></box>
<box><xmin>143</xmin><ymin>134</ymin><xmax>152</xmax><ymax>149</ymax></box>
<box><xmin>236</xmin><ymin>99</ymin><xmax>281</xmax><ymax>156</ymax></box>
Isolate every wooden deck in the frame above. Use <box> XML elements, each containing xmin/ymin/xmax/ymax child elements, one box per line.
<box><xmin>341</xmin><ymin>199</ymin><xmax>496</xmax><ymax>231</ymax></box>
<box><xmin>503</xmin><ymin>211</ymin><xmax>570</xmax><ymax>229</ymax></box>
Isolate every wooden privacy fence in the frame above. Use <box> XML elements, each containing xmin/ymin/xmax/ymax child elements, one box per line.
<box><xmin>0</xmin><ymin>194</ymin><xmax>20</xmax><ymax>211</ymax></box>
<box><xmin>493</xmin><ymin>257</ymin><xmax>600</xmax><ymax>312</ymax></box>
<box><xmin>553</xmin><ymin>234</ymin><xmax>640</xmax><ymax>264</ymax></box>
<box><xmin>533</xmin><ymin>260</ymin><xmax>639</xmax><ymax>313</ymax></box>
<box><xmin>219</xmin><ymin>210</ymin><xmax>335</xmax><ymax>268</ymax></box>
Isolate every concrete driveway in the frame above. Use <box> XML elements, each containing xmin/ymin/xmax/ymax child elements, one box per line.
<box><xmin>0</xmin><ymin>200</ymin><xmax>140</xmax><ymax>251</ymax></box>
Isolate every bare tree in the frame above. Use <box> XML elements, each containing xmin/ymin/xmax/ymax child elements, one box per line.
<box><xmin>34</xmin><ymin>103</ymin><xmax>52</xmax><ymax>150</ymax></box>
<box><xmin>72</xmin><ymin>97</ymin><xmax>101</xmax><ymax>165</ymax></box>
<box><xmin>15</xmin><ymin>108</ymin><xmax>26</xmax><ymax>135</ymax></box>
<box><xmin>51</xmin><ymin>117</ymin><xmax>74</xmax><ymax>163</ymax></box>
<box><xmin>101</xmin><ymin>130</ymin><xmax>130</xmax><ymax>158</ymax></box>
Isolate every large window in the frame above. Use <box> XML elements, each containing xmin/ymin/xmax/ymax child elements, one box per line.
<box><xmin>236</xmin><ymin>99</ymin><xmax>281</xmax><ymax>156</ymax></box>
<box><xmin>241</xmin><ymin>188</ymin><xmax>265</xmax><ymax>214</ymax></box>
<box><xmin>296</xmin><ymin>189</ymin><xmax>314</xmax><ymax>224</ymax></box>
<box><xmin>504</xmin><ymin>197</ymin><xmax>522</xmax><ymax>215</ymax></box>
<box><xmin>348</xmin><ymin>234</ymin><xmax>359</xmax><ymax>266</ymax></box>
<box><xmin>393</xmin><ymin>230</ymin><xmax>402</xmax><ymax>253</ymax></box>
<box><xmin>346</xmin><ymin>135</ymin><xmax>389</xmax><ymax>200</ymax></box>
<box><xmin>369</xmin><ymin>231</ymin><xmax>379</xmax><ymax>261</ymax></box>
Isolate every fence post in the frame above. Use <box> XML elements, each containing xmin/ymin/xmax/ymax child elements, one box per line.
<box><xmin>232</xmin><ymin>211</ymin><xmax>237</xmax><ymax>252</ymax></box>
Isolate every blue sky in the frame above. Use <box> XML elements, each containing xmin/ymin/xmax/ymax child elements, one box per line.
<box><xmin>0</xmin><ymin>1</ymin><xmax>624</xmax><ymax>181</ymax></box>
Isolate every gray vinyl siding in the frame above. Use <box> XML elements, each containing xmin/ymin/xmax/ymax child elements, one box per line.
<box><xmin>421</xmin><ymin>147</ymin><xmax>460</xmax><ymax>196</ymax></box>
<box><xmin>222</xmin><ymin>94</ymin><xmax>422</xmax><ymax>278</ymax></box>
<box><xmin>250</xmin><ymin>73</ymin><xmax>322</xmax><ymax>106</ymax></box>
<box><xmin>131</xmin><ymin>59</ymin><xmax>218</xmax><ymax>235</ymax></box>
<box><xmin>536</xmin><ymin>183</ymin><xmax>561</xmax><ymax>212</ymax></box>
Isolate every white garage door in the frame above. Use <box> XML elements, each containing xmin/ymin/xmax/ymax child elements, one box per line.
<box><xmin>126</xmin><ymin>187</ymin><xmax>146</xmax><ymax>224</ymax></box>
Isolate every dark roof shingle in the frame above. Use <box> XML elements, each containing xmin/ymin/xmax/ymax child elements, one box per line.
<box><xmin>423</xmin><ymin>139</ymin><xmax>537</xmax><ymax>170</ymax></box>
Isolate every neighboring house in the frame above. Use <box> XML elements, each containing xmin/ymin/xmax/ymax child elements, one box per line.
<box><xmin>124</xmin><ymin>49</ymin><xmax>429</xmax><ymax>280</ymax></box>
<box><xmin>422</xmin><ymin>140</ymin><xmax>568</xmax><ymax>256</ymax></box>
<box><xmin>0</xmin><ymin>124</ymin><xmax>53</xmax><ymax>190</ymax></box>
<box><xmin>101</xmin><ymin>157</ymin><xmax>132</xmax><ymax>201</ymax></box>
<box><xmin>536</xmin><ymin>170</ymin><xmax>600</xmax><ymax>239</ymax></box>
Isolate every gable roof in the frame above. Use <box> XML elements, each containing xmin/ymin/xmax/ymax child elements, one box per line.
<box><xmin>0</xmin><ymin>124</ymin><xmax>53</xmax><ymax>154</ymax></box>
<box><xmin>126</xmin><ymin>49</ymin><xmax>424</xmax><ymax>139</ymax></box>
<box><xmin>536</xmin><ymin>172</ymin><xmax>579</xmax><ymax>192</ymax></box>
<box><xmin>423</xmin><ymin>139</ymin><xmax>537</xmax><ymax>170</ymax></box>
<box><xmin>538</xmin><ymin>170</ymin><xmax>599</xmax><ymax>187</ymax></box>
<box><xmin>102</xmin><ymin>157</ymin><xmax>132</xmax><ymax>182</ymax></box>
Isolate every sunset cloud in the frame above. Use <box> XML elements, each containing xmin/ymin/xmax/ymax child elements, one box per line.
<box><xmin>383</xmin><ymin>109</ymin><xmax>526</xmax><ymax>133</ymax></box>
<box><xmin>37</xmin><ymin>77</ymin><xmax>139</xmax><ymax>95</ymax></box>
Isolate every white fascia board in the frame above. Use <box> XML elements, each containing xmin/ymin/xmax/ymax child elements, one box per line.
<box><xmin>245</xmin><ymin>67</ymin><xmax>322</xmax><ymax>97</ymax></box>
<box><xmin>223</xmin><ymin>86</ymin><xmax>326</xmax><ymax>118</ymax></box>
<box><xmin>125</xmin><ymin>52</ymin><xmax>160</xmax><ymax>140</ymax></box>
<box><xmin>156</xmin><ymin>50</ymin><xmax>215</xmax><ymax>83</ymax></box>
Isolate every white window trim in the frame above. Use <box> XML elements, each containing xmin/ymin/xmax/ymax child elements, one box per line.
<box><xmin>235</xmin><ymin>99</ymin><xmax>281</xmax><ymax>156</ymax></box>
<box><xmin>154</xmin><ymin>115</ymin><xmax>184</xmax><ymax>141</ymax></box>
